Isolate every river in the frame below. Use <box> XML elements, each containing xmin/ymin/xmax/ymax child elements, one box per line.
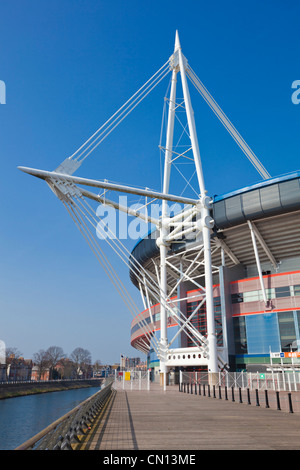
<box><xmin>0</xmin><ymin>386</ymin><xmax>101</xmax><ymax>450</ymax></box>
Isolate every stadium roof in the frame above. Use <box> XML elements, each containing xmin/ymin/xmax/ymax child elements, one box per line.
<box><xmin>130</xmin><ymin>171</ymin><xmax>300</xmax><ymax>289</ymax></box>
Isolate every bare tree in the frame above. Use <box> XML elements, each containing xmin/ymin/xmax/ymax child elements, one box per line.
<box><xmin>33</xmin><ymin>349</ymin><xmax>49</xmax><ymax>380</ymax></box>
<box><xmin>70</xmin><ymin>347</ymin><xmax>92</xmax><ymax>378</ymax></box>
<box><xmin>46</xmin><ymin>346</ymin><xmax>66</xmax><ymax>379</ymax></box>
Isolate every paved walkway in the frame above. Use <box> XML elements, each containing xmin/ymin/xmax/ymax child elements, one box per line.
<box><xmin>76</xmin><ymin>384</ymin><xmax>300</xmax><ymax>450</ymax></box>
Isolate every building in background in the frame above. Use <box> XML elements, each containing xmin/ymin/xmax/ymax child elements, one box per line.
<box><xmin>130</xmin><ymin>171</ymin><xmax>300</xmax><ymax>378</ymax></box>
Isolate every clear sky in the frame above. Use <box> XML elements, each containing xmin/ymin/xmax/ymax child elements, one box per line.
<box><xmin>0</xmin><ymin>0</ymin><xmax>299</xmax><ymax>365</ymax></box>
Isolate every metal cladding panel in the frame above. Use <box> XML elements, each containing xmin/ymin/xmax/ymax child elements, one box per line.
<box><xmin>260</xmin><ymin>184</ymin><xmax>281</xmax><ymax>215</ymax></box>
<box><xmin>224</xmin><ymin>195</ymin><xmax>243</xmax><ymax>225</ymax></box>
<box><xmin>129</xmin><ymin>233</ymin><xmax>159</xmax><ymax>286</ymax></box>
<box><xmin>212</xmin><ymin>199</ymin><xmax>228</xmax><ymax>227</ymax></box>
<box><xmin>279</xmin><ymin>179</ymin><xmax>300</xmax><ymax>208</ymax></box>
<box><xmin>241</xmin><ymin>190</ymin><xmax>262</xmax><ymax>219</ymax></box>
<box><xmin>213</xmin><ymin>176</ymin><xmax>300</xmax><ymax>230</ymax></box>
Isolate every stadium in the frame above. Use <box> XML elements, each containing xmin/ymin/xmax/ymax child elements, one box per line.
<box><xmin>19</xmin><ymin>32</ymin><xmax>300</xmax><ymax>387</ymax></box>
<box><xmin>130</xmin><ymin>170</ymin><xmax>300</xmax><ymax>379</ymax></box>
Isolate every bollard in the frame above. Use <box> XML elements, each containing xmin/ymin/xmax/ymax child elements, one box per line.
<box><xmin>190</xmin><ymin>383</ymin><xmax>193</xmax><ymax>394</ymax></box>
<box><xmin>239</xmin><ymin>387</ymin><xmax>243</xmax><ymax>403</ymax></box>
<box><xmin>203</xmin><ymin>384</ymin><xmax>206</xmax><ymax>396</ymax></box>
<box><xmin>231</xmin><ymin>386</ymin><xmax>235</xmax><ymax>402</ymax></box>
<box><xmin>195</xmin><ymin>383</ymin><xmax>197</xmax><ymax>395</ymax></box>
<box><xmin>247</xmin><ymin>388</ymin><xmax>251</xmax><ymax>405</ymax></box>
<box><xmin>219</xmin><ymin>385</ymin><xmax>222</xmax><ymax>399</ymax></box>
<box><xmin>255</xmin><ymin>389</ymin><xmax>260</xmax><ymax>407</ymax></box>
<box><xmin>265</xmin><ymin>389</ymin><xmax>270</xmax><ymax>408</ymax></box>
<box><xmin>187</xmin><ymin>383</ymin><xmax>189</xmax><ymax>394</ymax></box>
<box><xmin>213</xmin><ymin>385</ymin><xmax>216</xmax><ymax>398</ymax></box>
<box><xmin>276</xmin><ymin>391</ymin><xmax>281</xmax><ymax>410</ymax></box>
<box><xmin>288</xmin><ymin>393</ymin><xmax>294</xmax><ymax>413</ymax></box>
<box><xmin>208</xmin><ymin>384</ymin><xmax>211</xmax><ymax>397</ymax></box>
<box><xmin>225</xmin><ymin>386</ymin><xmax>228</xmax><ymax>401</ymax></box>
<box><xmin>199</xmin><ymin>384</ymin><xmax>201</xmax><ymax>396</ymax></box>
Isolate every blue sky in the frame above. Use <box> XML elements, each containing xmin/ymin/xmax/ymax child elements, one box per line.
<box><xmin>0</xmin><ymin>0</ymin><xmax>299</xmax><ymax>364</ymax></box>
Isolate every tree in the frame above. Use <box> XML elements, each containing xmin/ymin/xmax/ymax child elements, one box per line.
<box><xmin>70</xmin><ymin>347</ymin><xmax>92</xmax><ymax>378</ymax></box>
<box><xmin>5</xmin><ymin>347</ymin><xmax>24</xmax><ymax>381</ymax></box>
<box><xmin>32</xmin><ymin>349</ymin><xmax>49</xmax><ymax>380</ymax></box>
<box><xmin>46</xmin><ymin>346</ymin><xmax>66</xmax><ymax>379</ymax></box>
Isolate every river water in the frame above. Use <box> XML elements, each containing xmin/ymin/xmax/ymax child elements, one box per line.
<box><xmin>0</xmin><ymin>386</ymin><xmax>101</xmax><ymax>450</ymax></box>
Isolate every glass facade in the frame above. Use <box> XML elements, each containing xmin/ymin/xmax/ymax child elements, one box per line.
<box><xmin>233</xmin><ymin>310</ymin><xmax>300</xmax><ymax>356</ymax></box>
<box><xmin>278</xmin><ymin>312</ymin><xmax>296</xmax><ymax>351</ymax></box>
<box><xmin>231</xmin><ymin>284</ymin><xmax>300</xmax><ymax>304</ymax></box>
<box><xmin>233</xmin><ymin>316</ymin><xmax>247</xmax><ymax>354</ymax></box>
<box><xmin>132</xmin><ymin>271</ymin><xmax>300</xmax><ymax>370</ymax></box>
<box><xmin>186</xmin><ymin>298</ymin><xmax>223</xmax><ymax>348</ymax></box>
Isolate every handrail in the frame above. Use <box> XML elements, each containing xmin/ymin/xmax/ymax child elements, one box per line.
<box><xmin>15</xmin><ymin>379</ymin><xmax>114</xmax><ymax>450</ymax></box>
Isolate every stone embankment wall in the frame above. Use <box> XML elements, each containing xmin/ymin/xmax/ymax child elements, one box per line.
<box><xmin>0</xmin><ymin>379</ymin><xmax>102</xmax><ymax>399</ymax></box>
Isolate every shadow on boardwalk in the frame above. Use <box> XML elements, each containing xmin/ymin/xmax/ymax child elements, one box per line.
<box><xmin>74</xmin><ymin>384</ymin><xmax>300</xmax><ymax>451</ymax></box>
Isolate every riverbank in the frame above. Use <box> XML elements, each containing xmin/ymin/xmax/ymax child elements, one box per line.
<box><xmin>0</xmin><ymin>379</ymin><xmax>102</xmax><ymax>399</ymax></box>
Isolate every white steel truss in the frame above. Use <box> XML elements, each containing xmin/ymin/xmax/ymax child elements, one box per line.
<box><xmin>19</xmin><ymin>31</ymin><xmax>271</xmax><ymax>390</ymax></box>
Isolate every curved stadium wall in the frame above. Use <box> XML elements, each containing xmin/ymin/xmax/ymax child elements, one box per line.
<box><xmin>129</xmin><ymin>171</ymin><xmax>300</xmax><ymax>373</ymax></box>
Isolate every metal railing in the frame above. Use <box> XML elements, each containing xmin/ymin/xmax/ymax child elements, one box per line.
<box><xmin>15</xmin><ymin>379</ymin><xmax>114</xmax><ymax>450</ymax></box>
<box><xmin>180</xmin><ymin>370</ymin><xmax>300</xmax><ymax>392</ymax></box>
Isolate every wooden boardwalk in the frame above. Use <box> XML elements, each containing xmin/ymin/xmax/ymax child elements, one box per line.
<box><xmin>74</xmin><ymin>384</ymin><xmax>300</xmax><ymax>451</ymax></box>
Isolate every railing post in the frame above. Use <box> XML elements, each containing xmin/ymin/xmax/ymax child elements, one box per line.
<box><xmin>276</xmin><ymin>391</ymin><xmax>281</xmax><ymax>410</ymax></box>
<box><xmin>265</xmin><ymin>389</ymin><xmax>270</xmax><ymax>408</ymax></box>
<box><xmin>288</xmin><ymin>393</ymin><xmax>294</xmax><ymax>413</ymax></box>
<box><xmin>255</xmin><ymin>389</ymin><xmax>260</xmax><ymax>407</ymax></box>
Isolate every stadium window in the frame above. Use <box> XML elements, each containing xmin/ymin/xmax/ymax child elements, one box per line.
<box><xmin>294</xmin><ymin>285</ymin><xmax>300</xmax><ymax>296</ymax></box>
<box><xmin>243</xmin><ymin>290</ymin><xmax>261</xmax><ymax>302</ymax></box>
<box><xmin>231</xmin><ymin>293</ymin><xmax>244</xmax><ymax>303</ymax></box>
<box><xmin>233</xmin><ymin>316</ymin><xmax>248</xmax><ymax>354</ymax></box>
<box><xmin>278</xmin><ymin>311</ymin><xmax>296</xmax><ymax>352</ymax></box>
<box><xmin>275</xmin><ymin>286</ymin><xmax>291</xmax><ymax>298</ymax></box>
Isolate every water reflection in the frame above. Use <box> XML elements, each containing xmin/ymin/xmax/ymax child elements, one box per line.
<box><xmin>0</xmin><ymin>386</ymin><xmax>100</xmax><ymax>450</ymax></box>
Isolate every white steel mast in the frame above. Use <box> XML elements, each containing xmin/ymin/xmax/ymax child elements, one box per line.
<box><xmin>157</xmin><ymin>32</ymin><xmax>218</xmax><ymax>389</ymax></box>
<box><xmin>19</xmin><ymin>31</ymin><xmax>271</xmax><ymax>389</ymax></box>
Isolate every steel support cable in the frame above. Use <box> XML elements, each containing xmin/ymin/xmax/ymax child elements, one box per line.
<box><xmin>67</xmin><ymin>196</ymin><xmax>160</xmax><ymax>354</ymax></box>
<box><xmin>79</xmin><ymin>198</ymin><xmax>210</xmax><ymax>349</ymax></box>
<box><xmin>70</xmin><ymin>59</ymin><xmax>170</xmax><ymax>161</ymax></box>
<box><xmin>186</xmin><ymin>65</ymin><xmax>271</xmax><ymax>180</ymax></box>
<box><xmin>67</xmin><ymin>208</ymin><xmax>156</xmax><ymax>357</ymax></box>
<box><xmin>72</xmin><ymin>196</ymin><xmax>207</xmax><ymax>351</ymax></box>
<box><xmin>70</xmin><ymin>195</ymin><xmax>162</xmax><ymax>354</ymax></box>
<box><xmin>59</xmin><ymin>182</ymin><xmax>209</xmax><ymax>351</ymax></box>
<box><xmin>69</xmin><ymin>62</ymin><xmax>171</xmax><ymax>165</ymax></box>
<box><xmin>62</xmin><ymin>199</ymin><xmax>157</xmax><ymax>354</ymax></box>
<box><xmin>63</xmin><ymin>199</ymin><xmax>138</xmax><ymax>317</ymax></box>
